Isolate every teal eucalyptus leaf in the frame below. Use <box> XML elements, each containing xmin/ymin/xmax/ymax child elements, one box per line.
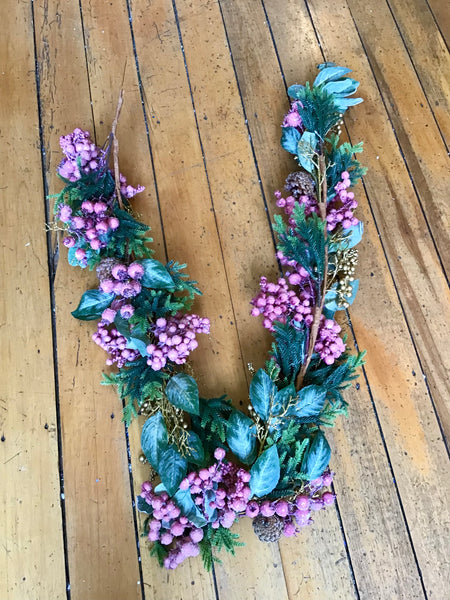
<box><xmin>140</xmin><ymin>258</ymin><xmax>175</xmax><ymax>290</ymax></box>
<box><xmin>159</xmin><ymin>446</ymin><xmax>188</xmax><ymax>496</ymax></box>
<box><xmin>250</xmin><ymin>445</ymin><xmax>280</xmax><ymax>497</ymax></box>
<box><xmin>71</xmin><ymin>289</ymin><xmax>115</xmax><ymax>320</ymax></box>
<box><xmin>301</xmin><ymin>431</ymin><xmax>331</xmax><ymax>480</ymax></box>
<box><xmin>227</xmin><ymin>411</ymin><xmax>257</xmax><ymax>465</ymax></box>
<box><xmin>281</xmin><ymin>126</ymin><xmax>301</xmax><ymax>155</ymax></box>
<box><xmin>165</xmin><ymin>373</ymin><xmax>200</xmax><ymax>415</ymax></box>
<box><xmin>141</xmin><ymin>411</ymin><xmax>169</xmax><ymax>469</ymax></box>
<box><xmin>249</xmin><ymin>369</ymin><xmax>276</xmax><ymax>421</ymax></box>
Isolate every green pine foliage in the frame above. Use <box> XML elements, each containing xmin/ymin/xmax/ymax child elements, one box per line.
<box><xmin>149</xmin><ymin>541</ymin><xmax>169</xmax><ymax>567</ymax></box>
<box><xmin>325</xmin><ymin>134</ymin><xmax>367</xmax><ymax>198</ymax></box>
<box><xmin>101</xmin><ymin>357</ymin><xmax>167</xmax><ymax>425</ymax></box>
<box><xmin>305</xmin><ymin>351</ymin><xmax>366</xmax><ymax>427</ymax></box>
<box><xmin>294</xmin><ymin>83</ymin><xmax>341</xmax><ymax>140</ymax></box>
<box><xmin>108</xmin><ymin>207</ymin><xmax>154</xmax><ymax>260</ymax></box>
<box><xmin>271</xmin><ymin>423</ymin><xmax>311</xmax><ymax>495</ymax></box>
<box><xmin>199</xmin><ymin>524</ymin><xmax>245</xmax><ymax>570</ymax></box>
<box><xmin>52</xmin><ymin>168</ymin><xmax>115</xmax><ymax>214</ymax></box>
<box><xmin>166</xmin><ymin>261</ymin><xmax>202</xmax><ymax>309</ymax></box>
<box><xmin>271</xmin><ymin>320</ymin><xmax>307</xmax><ymax>386</ymax></box>
<box><xmin>273</xmin><ymin>205</ymin><xmax>327</xmax><ymax>281</ymax></box>
<box><xmin>191</xmin><ymin>396</ymin><xmax>233</xmax><ymax>456</ymax></box>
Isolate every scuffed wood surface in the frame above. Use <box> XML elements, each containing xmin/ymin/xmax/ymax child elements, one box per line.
<box><xmin>1</xmin><ymin>0</ymin><xmax>449</xmax><ymax>599</ymax></box>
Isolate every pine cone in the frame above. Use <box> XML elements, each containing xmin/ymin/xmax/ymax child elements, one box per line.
<box><xmin>252</xmin><ymin>514</ymin><xmax>284</xmax><ymax>543</ymax></box>
<box><xmin>96</xmin><ymin>257</ymin><xmax>118</xmax><ymax>282</ymax></box>
<box><xmin>285</xmin><ymin>171</ymin><xmax>315</xmax><ymax>198</ymax></box>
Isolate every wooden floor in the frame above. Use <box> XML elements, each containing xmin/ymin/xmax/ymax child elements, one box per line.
<box><xmin>1</xmin><ymin>0</ymin><xmax>449</xmax><ymax>598</ymax></box>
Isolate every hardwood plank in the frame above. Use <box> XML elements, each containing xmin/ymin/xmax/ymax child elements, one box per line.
<box><xmin>175</xmin><ymin>0</ymin><xmax>361</xmax><ymax>597</ymax></box>
<box><xmin>343</xmin><ymin>0</ymin><xmax>450</xmax><ymax>277</ymax></box>
<box><xmin>386</xmin><ymin>0</ymin><xmax>450</xmax><ymax>144</ymax></box>
<box><xmin>76</xmin><ymin>0</ymin><xmax>219</xmax><ymax>595</ymax></box>
<box><xmin>263</xmin><ymin>0</ymin><xmax>450</xmax><ymax>598</ymax></box>
<box><xmin>303</xmin><ymin>0</ymin><xmax>450</xmax><ymax>447</ymax></box>
<box><xmin>124</xmin><ymin>1</ymin><xmax>287</xmax><ymax>595</ymax></box>
<box><xmin>33</xmin><ymin>2</ymin><xmax>142</xmax><ymax>598</ymax></box>
<box><xmin>0</xmin><ymin>1</ymin><xmax>67</xmax><ymax>599</ymax></box>
<box><xmin>426</xmin><ymin>0</ymin><xmax>450</xmax><ymax>47</ymax></box>
<box><xmin>221</xmin><ymin>1</ymin><xmax>450</xmax><ymax>598</ymax></box>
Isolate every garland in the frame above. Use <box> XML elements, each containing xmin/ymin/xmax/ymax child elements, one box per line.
<box><xmin>52</xmin><ymin>63</ymin><xmax>366</xmax><ymax>571</ymax></box>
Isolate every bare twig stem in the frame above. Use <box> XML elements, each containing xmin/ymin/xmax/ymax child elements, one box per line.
<box><xmin>111</xmin><ymin>89</ymin><xmax>124</xmax><ymax>209</ymax></box>
<box><xmin>295</xmin><ymin>153</ymin><xmax>329</xmax><ymax>391</ymax></box>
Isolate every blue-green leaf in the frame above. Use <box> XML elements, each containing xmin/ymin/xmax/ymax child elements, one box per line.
<box><xmin>141</xmin><ymin>411</ymin><xmax>169</xmax><ymax>469</ymax></box>
<box><xmin>291</xmin><ymin>385</ymin><xmax>327</xmax><ymax>419</ymax></box>
<box><xmin>136</xmin><ymin>495</ymin><xmax>153</xmax><ymax>515</ymax></box>
<box><xmin>249</xmin><ymin>369</ymin><xmax>276</xmax><ymax>421</ymax></box>
<box><xmin>297</xmin><ymin>131</ymin><xmax>317</xmax><ymax>173</ymax></box>
<box><xmin>301</xmin><ymin>431</ymin><xmax>331</xmax><ymax>480</ymax></box>
<box><xmin>334</xmin><ymin>97</ymin><xmax>363</xmax><ymax>111</ymax></box>
<box><xmin>140</xmin><ymin>258</ymin><xmax>175</xmax><ymax>290</ymax></box>
<box><xmin>314</xmin><ymin>66</ymin><xmax>352</xmax><ymax>87</ymax></box>
<box><xmin>281</xmin><ymin>126</ymin><xmax>301</xmax><ymax>155</ymax></box>
<box><xmin>114</xmin><ymin>313</ymin><xmax>148</xmax><ymax>357</ymax></box>
<box><xmin>185</xmin><ymin>430</ymin><xmax>205</xmax><ymax>465</ymax></box>
<box><xmin>203</xmin><ymin>489</ymin><xmax>218</xmax><ymax>521</ymax></box>
<box><xmin>159</xmin><ymin>446</ymin><xmax>188</xmax><ymax>496</ymax></box>
<box><xmin>343</xmin><ymin>222</ymin><xmax>364</xmax><ymax>248</ymax></box>
<box><xmin>272</xmin><ymin>384</ymin><xmax>296</xmax><ymax>416</ymax></box>
<box><xmin>165</xmin><ymin>373</ymin><xmax>200</xmax><ymax>415</ymax></box>
<box><xmin>227</xmin><ymin>411</ymin><xmax>257</xmax><ymax>465</ymax></box>
<box><xmin>250</xmin><ymin>445</ymin><xmax>280</xmax><ymax>497</ymax></box>
<box><xmin>323</xmin><ymin>79</ymin><xmax>359</xmax><ymax>96</ymax></box>
<box><xmin>287</xmin><ymin>84</ymin><xmax>305</xmax><ymax>99</ymax></box>
<box><xmin>173</xmin><ymin>488</ymin><xmax>207</xmax><ymax>527</ymax></box>
<box><xmin>71</xmin><ymin>290</ymin><xmax>115</xmax><ymax>320</ymax></box>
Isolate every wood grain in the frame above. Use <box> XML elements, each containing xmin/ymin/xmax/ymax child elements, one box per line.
<box><xmin>262</xmin><ymin>1</ymin><xmax>450</xmax><ymax>598</ymax></box>
<box><xmin>1</xmin><ymin>0</ymin><xmax>447</xmax><ymax>598</ymax></box>
<box><xmin>33</xmin><ymin>1</ymin><xmax>142</xmax><ymax>598</ymax></box>
<box><xmin>0</xmin><ymin>1</ymin><xmax>67</xmax><ymax>598</ymax></box>
<box><xmin>387</xmin><ymin>0</ymin><xmax>450</xmax><ymax>145</ymax></box>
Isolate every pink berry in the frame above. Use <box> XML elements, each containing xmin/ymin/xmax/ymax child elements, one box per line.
<box><xmin>275</xmin><ymin>500</ymin><xmax>289</xmax><ymax>518</ymax></box>
<box><xmin>322</xmin><ymin>492</ymin><xmax>335</xmax><ymax>506</ymax></box>
<box><xmin>295</xmin><ymin>495</ymin><xmax>309</xmax><ymax>510</ymax></box>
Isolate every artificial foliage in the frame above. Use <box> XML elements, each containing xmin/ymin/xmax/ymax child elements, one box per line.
<box><xmin>52</xmin><ymin>62</ymin><xmax>366</xmax><ymax>571</ymax></box>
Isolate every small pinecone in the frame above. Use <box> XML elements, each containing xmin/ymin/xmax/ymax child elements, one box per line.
<box><xmin>96</xmin><ymin>257</ymin><xmax>118</xmax><ymax>282</ymax></box>
<box><xmin>252</xmin><ymin>514</ymin><xmax>284</xmax><ymax>543</ymax></box>
<box><xmin>285</xmin><ymin>171</ymin><xmax>315</xmax><ymax>198</ymax></box>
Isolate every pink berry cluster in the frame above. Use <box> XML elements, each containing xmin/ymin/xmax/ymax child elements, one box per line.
<box><xmin>276</xmin><ymin>250</ymin><xmax>310</xmax><ymax>287</ymax></box>
<box><xmin>58</xmin><ymin>129</ymin><xmax>145</xmax><ymax>198</ymax></box>
<box><xmin>248</xmin><ymin>469</ymin><xmax>335</xmax><ymax>536</ymax></box>
<box><xmin>326</xmin><ymin>171</ymin><xmax>359</xmax><ymax>231</ymax></box>
<box><xmin>99</xmin><ymin>262</ymin><xmax>144</xmax><ymax>299</ymax></box>
<box><xmin>275</xmin><ymin>189</ymin><xmax>319</xmax><ymax>227</ymax></box>
<box><xmin>140</xmin><ymin>481</ymin><xmax>203</xmax><ymax>569</ymax></box>
<box><xmin>251</xmin><ymin>276</ymin><xmax>314</xmax><ymax>331</ymax></box>
<box><xmin>119</xmin><ymin>173</ymin><xmax>145</xmax><ymax>199</ymax></box>
<box><xmin>59</xmin><ymin>200</ymin><xmax>120</xmax><ymax>256</ymax></box>
<box><xmin>58</xmin><ymin>128</ymin><xmax>103</xmax><ymax>181</ymax></box>
<box><xmin>315</xmin><ymin>317</ymin><xmax>346</xmax><ymax>365</ymax></box>
<box><xmin>140</xmin><ymin>448</ymin><xmax>252</xmax><ymax>569</ymax></box>
<box><xmin>92</xmin><ymin>323</ymin><xmax>140</xmax><ymax>368</ymax></box>
<box><xmin>178</xmin><ymin>448</ymin><xmax>252</xmax><ymax>527</ymax></box>
<box><xmin>282</xmin><ymin>101</ymin><xmax>303</xmax><ymax>129</ymax></box>
<box><xmin>146</xmin><ymin>314</ymin><xmax>210</xmax><ymax>371</ymax></box>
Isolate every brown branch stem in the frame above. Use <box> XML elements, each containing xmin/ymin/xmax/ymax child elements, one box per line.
<box><xmin>111</xmin><ymin>89</ymin><xmax>124</xmax><ymax>210</ymax></box>
<box><xmin>295</xmin><ymin>154</ymin><xmax>329</xmax><ymax>391</ymax></box>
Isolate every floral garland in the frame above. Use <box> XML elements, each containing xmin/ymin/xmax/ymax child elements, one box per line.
<box><xmin>52</xmin><ymin>63</ymin><xmax>366</xmax><ymax>571</ymax></box>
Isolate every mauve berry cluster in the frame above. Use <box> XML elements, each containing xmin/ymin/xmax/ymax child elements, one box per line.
<box><xmin>140</xmin><ymin>481</ymin><xmax>202</xmax><ymax>569</ymax></box>
<box><xmin>99</xmin><ymin>261</ymin><xmax>144</xmax><ymax>298</ymax></box>
<box><xmin>58</xmin><ymin>128</ymin><xmax>103</xmax><ymax>181</ymax></box>
<box><xmin>250</xmin><ymin>469</ymin><xmax>335</xmax><ymax>535</ymax></box>
<box><xmin>146</xmin><ymin>314</ymin><xmax>210</xmax><ymax>371</ymax></box>
<box><xmin>315</xmin><ymin>317</ymin><xmax>346</xmax><ymax>365</ymax></box>
<box><xmin>58</xmin><ymin>129</ymin><xmax>145</xmax><ymax>199</ymax></box>
<box><xmin>140</xmin><ymin>448</ymin><xmax>252</xmax><ymax>569</ymax></box>
<box><xmin>275</xmin><ymin>189</ymin><xmax>318</xmax><ymax>226</ymax></box>
<box><xmin>59</xmin><ymin>200</ymin><xmax>120</xmax><ymax>257</ymax></box>
<box><xmin>326</xmin><ymin>171</ymin><xmax>359</xmax><ymax>231</ymax></box>
<box><xmin>92</xmin><ymin>323</ymin><xmax>139</xmax><ymax>368</ymax></box>
<box><xmin>282</xmin><ymin>101</ymin><xmax>303</xmax><ymax>129</ymax></box>
<box><xmin>251</xmin><ymin>277</ymin><xmax>314</xmax><ymax>331</ymax></box>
